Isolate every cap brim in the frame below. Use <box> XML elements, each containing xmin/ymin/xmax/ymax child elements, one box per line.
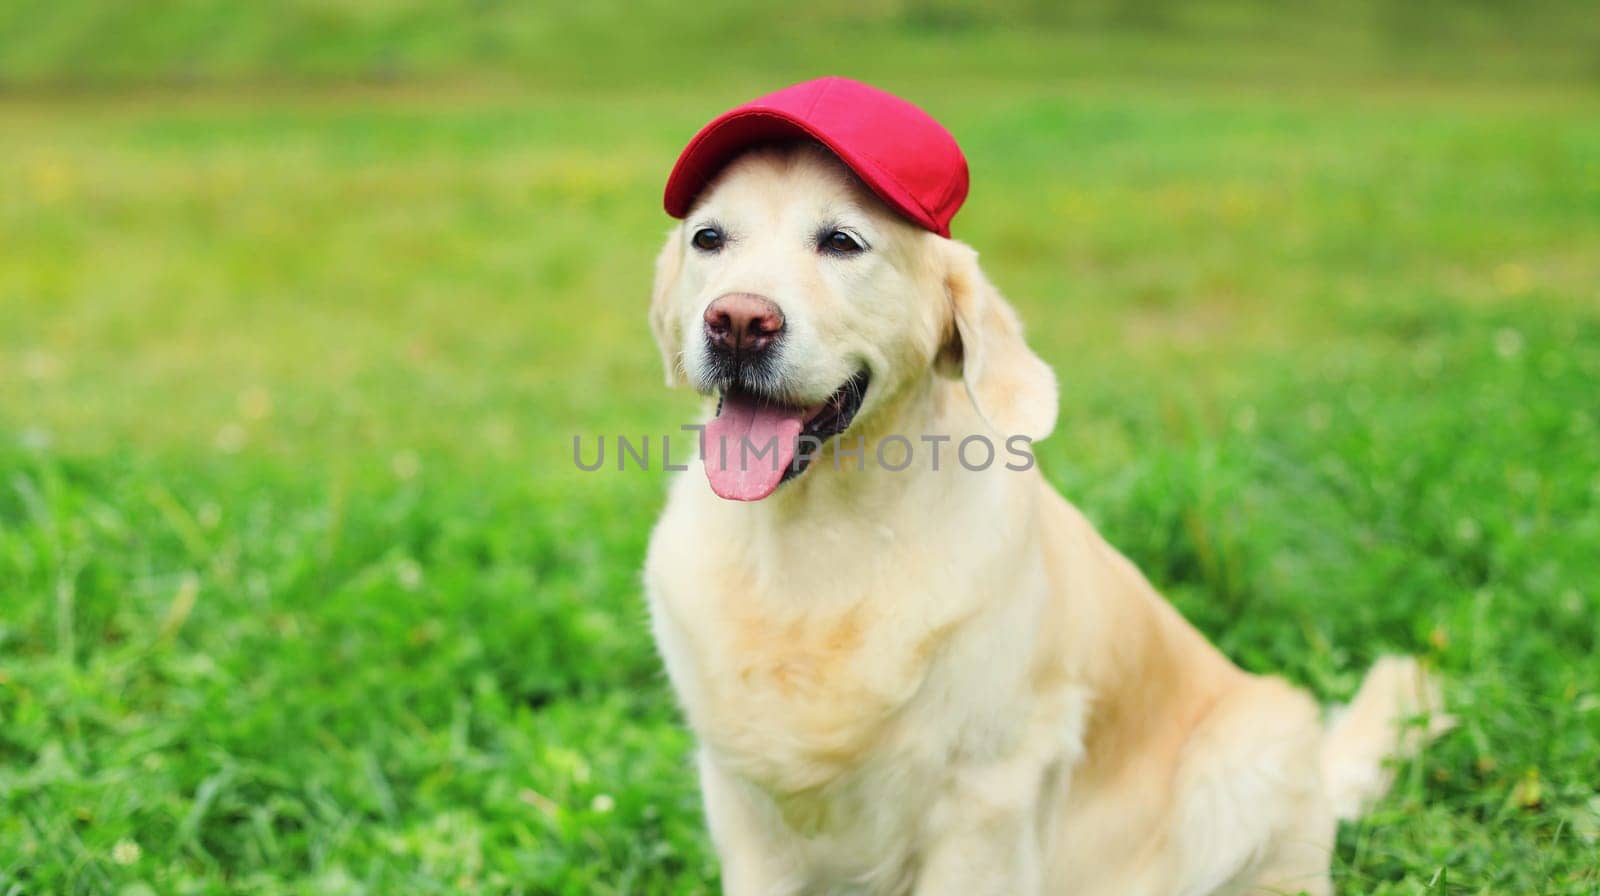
<box><xmin>663</xmin><ymin>109</ymin><xmax>947</xmax><ymax>238</ymax></box>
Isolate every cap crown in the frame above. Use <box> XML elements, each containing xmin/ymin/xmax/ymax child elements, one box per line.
<box><xmin>663</xmin><ymin>77</ymin><xmax>969</xmax><ymax>237</ymax></box>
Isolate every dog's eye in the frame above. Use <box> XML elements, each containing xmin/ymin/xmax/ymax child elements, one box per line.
<box><xmin>691</xmin><ymin>227</ymin><xmax>724</xmax><ymax>252</ymax></box>
<box><xmin>821</xmin><ymin>230</ymin><xmax>865</xmax><ymax>255</ymax></box>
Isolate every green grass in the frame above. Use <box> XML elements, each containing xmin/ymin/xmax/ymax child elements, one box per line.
<box><xmin>4</xmin><ymin>0</ymin><xmax>1600</xmax><ymax>89</ymax></box>
<box><xmin>3</xmin><ymin>7</ymin><xmax>1600</xmax><ymax>894</ymax></box>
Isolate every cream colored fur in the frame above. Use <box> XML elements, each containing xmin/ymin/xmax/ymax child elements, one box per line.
<box><xmin>644</xmin><ymin>145</ymin><xmax>1448</xmax><ymax>895</ymax></box>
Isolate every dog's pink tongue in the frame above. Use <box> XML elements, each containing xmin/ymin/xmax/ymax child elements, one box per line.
<box><xmin>703</xmin><ymin>393</ymin><xmax>805</xmax><ymax>501</ymax></box>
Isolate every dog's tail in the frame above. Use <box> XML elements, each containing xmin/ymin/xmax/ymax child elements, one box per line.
<box><xmin>1319</xmin><ymin>655</ymin><xmax>1454</xmax><ymax>821</ymax></box>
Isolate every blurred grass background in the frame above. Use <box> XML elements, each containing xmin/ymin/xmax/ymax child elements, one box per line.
<box><xmin>1</xmin><ymin>2</ymin><xmax>1598</xmax><ymax>894</ymax></box>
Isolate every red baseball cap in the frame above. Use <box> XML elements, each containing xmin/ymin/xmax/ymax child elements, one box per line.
<box><xmin>663</xmin><ymin>77</ymin><xmax>969</xmax><ymax>238</ymax></box>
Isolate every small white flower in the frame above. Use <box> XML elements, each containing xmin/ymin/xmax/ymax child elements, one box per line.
<box><xmin>1494</xmin><ymin>328</ymin><xmax>1524</xmax><ymax>359</ymax></box>
<box><xmin>111</xmin><ymin>838</ymin><xmax>141</xmax><ymax>865</ymax></box>
<box><xmin>396</xmin><ymin>559</ymin><xmax>423</xmax><ymax>591</ymax></box>
<box><xmin>391</xmin><ymin>450</ymin><xmax>421</xmax><ymax>480</ymax></box>
<box><xmin>214</xmin><ymin>423</ymin><xmax>247</xmax><ymax>454</ymax></box>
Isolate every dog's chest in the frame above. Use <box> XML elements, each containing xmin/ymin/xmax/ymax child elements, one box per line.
<box><xmin>670</xmin><ymin>586</ymin><xmax>944</xmax><ymax>797</ymax></box>
<box><xmin>646</xmin><ymin>518</ymin><xmax>976</xmax><ymax>800</ymax></box>
<box><xmin>663</xmin><ymin>590</ymin><xmax>970</xmax><ymax>884</ymax></box>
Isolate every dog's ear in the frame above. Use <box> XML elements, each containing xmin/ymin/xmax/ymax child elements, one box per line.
<box><xmin>938</xmin><ymin>241</ymin><xmax>1058</xmax><ymax>441</ymax></box>
<box><xmin>649</xmin><ymin>227</ymin><xmax>687</xmax><ymax>387</ymax></box>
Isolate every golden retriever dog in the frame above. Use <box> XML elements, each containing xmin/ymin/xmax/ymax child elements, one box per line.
<box><xmin>644</xmin><ymin>143</ymin><xmax>1448</xmax><ymax>895</ymax></box>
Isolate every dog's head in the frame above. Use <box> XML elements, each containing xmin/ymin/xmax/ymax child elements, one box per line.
<box><xmin>650</xmin><ymin>144</ymin><xmax>1057</xmax><ymax>500</ymax></box>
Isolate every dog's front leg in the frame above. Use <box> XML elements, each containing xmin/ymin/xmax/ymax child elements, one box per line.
<box><xmin>913</xmin><ymin>753</ymin><xmax>1058</xmax><ymax>896</ymax></box>
<box><xmin>698</xmin><ymin>751</ymin><xmax>807</xmax><ymax>896</ymax></box>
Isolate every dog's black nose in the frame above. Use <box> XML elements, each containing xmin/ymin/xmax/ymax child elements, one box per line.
<box><xmin>704</xmin><ymin>293</ymin><xmax>785</xmax><ymax>357</ymax></box>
